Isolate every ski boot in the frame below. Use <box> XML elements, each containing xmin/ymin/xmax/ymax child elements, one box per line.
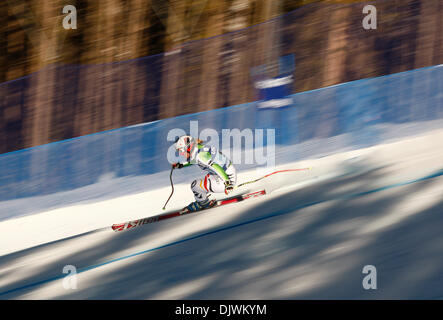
<box><xmin>184</xmin><ymin>198</ymin><xmax>216</xmax><ymax>213</ymax></box>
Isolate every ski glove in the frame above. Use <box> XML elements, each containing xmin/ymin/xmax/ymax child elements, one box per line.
<box><xmin>172</xmin><ymin>162</ymin><xmax>184</xmax><ymax>169</ymax></box>
<box><xmin>224</xmin><ymin>180</ymin><xmax>234</xmax><ymax>195</ymax></box>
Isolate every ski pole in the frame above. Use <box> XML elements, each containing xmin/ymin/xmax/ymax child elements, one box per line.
<box><xmin>162</xmin><ymin>166</ymin><xmax>175</xmax><ymax>210</ymax></box>
<box><xmin>236</xmin><ymin>167</ymin><xmax>312</xmax><ymax>189</ymax></box>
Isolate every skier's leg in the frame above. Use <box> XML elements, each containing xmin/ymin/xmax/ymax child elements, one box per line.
<box><xmin>186</xmin><ymin>166</ymin><xmax>238</xmax><ymax>212</ymax></box>
<box><xmin>205</xmin><ymin>165</ymin><xmax>237</xmax><ymax>194</ymax></box>
<box><xmin>191</xmin><ymin>175</ymin><xmax>211</xmax><ymax>202</ymax></box>
<box><xmin>207</xmin><ymin>165</ymin><xmax>237</xmax><ymax>194</ymax></box>
<box><xmin>185</xmin><ymin>175</ymin><xmax>217</xmax><ymax>212</ymax></box>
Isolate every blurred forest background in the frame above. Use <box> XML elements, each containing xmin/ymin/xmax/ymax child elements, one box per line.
<box><xmin>0</xmin><ymin>0</ymin><xmax>441</xmax><ymax>154</ymax></box>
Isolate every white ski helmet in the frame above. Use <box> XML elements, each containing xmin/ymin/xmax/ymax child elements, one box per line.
<box><xmin>175</xmin><ymin>135</ymin><xmax>198</xmax><ymax>160</ymax></box>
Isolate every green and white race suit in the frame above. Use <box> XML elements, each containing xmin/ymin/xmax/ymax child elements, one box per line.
<box><xmin>180</xmin><ymin>144</ymin><xmax>237</xmax><ymax>202</ymax></box>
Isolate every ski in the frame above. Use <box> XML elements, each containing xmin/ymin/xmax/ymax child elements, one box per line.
<box><xmin>111</xmin><ymin>189</ymin><xmax>266</xmax><ymax>232</ymax></box>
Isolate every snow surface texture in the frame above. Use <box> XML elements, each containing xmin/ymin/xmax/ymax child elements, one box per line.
<box><xmin>1</xmin><ymin>126</ymin><xmax>443</xmax><ymax>299</ymax></box>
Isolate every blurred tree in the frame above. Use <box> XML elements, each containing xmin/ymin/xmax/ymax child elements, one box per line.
<box><xmin>415</xmin><ymin>0</ymin><xmax>441</xmax><ymax>67</ymax></box>
<box><xmin>0</xmin><ymin>0</ymin><xmax>441</xmax><ymax>153</ymax></box>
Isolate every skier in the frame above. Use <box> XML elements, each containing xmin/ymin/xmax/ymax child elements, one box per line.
<box><xmin>172</xmin><ymin>135</ymin><xmax>237</xmax><ymax>212</ymax></box>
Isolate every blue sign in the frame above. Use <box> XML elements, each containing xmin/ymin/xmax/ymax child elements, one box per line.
<box><xmin>255</xmin><ymin>75</ymin><xmax>294</xmax><ymax>109</ymax></box>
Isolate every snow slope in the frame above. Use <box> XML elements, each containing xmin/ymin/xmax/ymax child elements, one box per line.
<box><xmin>1</xmin><ymin>128</ymin><xmax>443</xmax><ymax>299</ymax></box>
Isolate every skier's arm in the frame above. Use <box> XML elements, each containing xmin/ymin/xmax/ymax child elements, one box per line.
<box><xmin>172</xmin><ymin>162</ymin><xmax>193</xmax><ymax>169</ymax></box>
<box><xmin>210</xmin><ymin>163</ymin><xmax>230</xmax><ymax>182</ymax></box>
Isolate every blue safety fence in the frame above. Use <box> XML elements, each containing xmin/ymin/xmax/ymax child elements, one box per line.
<box><xmin>0</xmin><ymin>65</ymin><xmax>442</xmax><ymax>218</ymax></box>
